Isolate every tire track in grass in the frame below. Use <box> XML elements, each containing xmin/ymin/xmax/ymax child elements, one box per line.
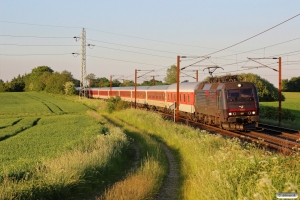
<box><xmin>0</xmin><ymin>118</ymin><xmax>41</xmax><ymax>141</ymax></box>
<box><xmin>98</xmin><ymin>115</ymin><xmax>180</xmax><ymax>200</ymax></box>
<box><xmin>0</xmin><ymin>118</ymin><xmax>22</xmax><ymax>129</ymax></box>
<box><xmin>23</xmin><ymin>93</ymin><xmax>65</xmax><ymax>114</ymax></box>
<box><xmin>155</xmin><ymin>141</ymin><xmax>180</xmax><ymax>200</ymax></box>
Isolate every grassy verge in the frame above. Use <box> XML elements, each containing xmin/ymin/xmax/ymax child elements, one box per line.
<box><xmin>115</xmin><ymin>108</ymin><xmax>300</xmax><ymax>200</ymax></box>
<box><xmin>98</xmin><ymin>114</ymin><xmax>168</xmax><ymax>200</ymax></box>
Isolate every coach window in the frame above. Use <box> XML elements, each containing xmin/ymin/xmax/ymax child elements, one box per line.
<box><xmin>188</xmin><ymin>94</ymin><xmax>190</xmax><ymax>103</ymax></box>
<box><xmin>184</xmin><ymin>94</ymin><xmax>186</xmax><ymax>102</ymax></box>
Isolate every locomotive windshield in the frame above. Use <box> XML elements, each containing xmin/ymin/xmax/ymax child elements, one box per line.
<box><xmin>227</xmin><ymin>88</ymin><xmax>254</xmax><ymax>102</ymax></box>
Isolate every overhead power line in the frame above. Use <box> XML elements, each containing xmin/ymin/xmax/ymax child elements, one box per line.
<box><xmin>203</xmin><ymin>13</ymin><xmax>300</xmax><ymax>57</ymax></box>
<box><xmin>216</xmin><ymin>37</ymin><xmax>300</xmax><ymax>58</ymax></box>
<box><xmin>0</xmin><ymin>53</ymin><xmax>70</xmax><ymax>56</ymax></box>
<box><xmin>0</xmin><ymin>44</ymin><xmax>79</xmax><ymax>46</ymax></box>
<box><xmin>0</xmin><ymin>20</ymin><xmax>81</xmax><ymax>29</ymax></box>
<box><xmin>0</xmin><ymin>34</ymin><xmax>71</xmax><ymax>39</ymax></box>
<box><xmin>87</xmin><ymin>54</ymin><xmax>168</xmax><ymax>68</ymax></box>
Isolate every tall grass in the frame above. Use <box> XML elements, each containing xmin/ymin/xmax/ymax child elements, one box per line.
<box><xmin>98</xmin><ymin>114</ymin><xmax>168</xmax><ymax>200</ymax></box>
<box><xmin>0</xmin><ymin>122</ymin><xmax>129</xmax><ymax>199</ymax></box>
<box><xmin>115</xmin><ymin>109</ymin><xmax>300</xmax><ymax>199</ymax></box>
<box><xmin>0</xmin><ymin>93</ymin><xmax>133</xmax><ymax>199</ymax></box>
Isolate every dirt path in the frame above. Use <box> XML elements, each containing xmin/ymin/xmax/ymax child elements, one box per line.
<box><xmin>155</xmin><ymin>141</ymin><xmax>180</xmax><ymax>200</ymax></box>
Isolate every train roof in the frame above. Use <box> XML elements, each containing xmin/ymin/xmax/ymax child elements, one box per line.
<box><xmin>147</xmin><ymin>85</ymin><xmax>170</xmax><ymax>91</ymax></box>
<box><xmin>197</xmin><ymin>81</ymin><xmax>256</xmax><ymax>90</ymax></box>
<box><xmin>167</xmin><ymin>82</ymin><xmax>201</xmax><ymax>92</ymax></box>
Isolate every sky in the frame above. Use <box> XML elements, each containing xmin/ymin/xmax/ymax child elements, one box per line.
<box><xmin>0</xmin><ymin>1</ymin><xmax>299</xmax><ymax>87</ymax></box>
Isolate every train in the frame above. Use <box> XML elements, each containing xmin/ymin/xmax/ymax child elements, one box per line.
<box><xmin>85</xmin><ymin>80</ymin><xmax>260</xmax><ymax>131</ymax></box>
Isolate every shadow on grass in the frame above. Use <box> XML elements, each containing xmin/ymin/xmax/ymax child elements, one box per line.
<box><xmin>0</xmin><ymin>118</ymin><xmax>40</xmax><ymax>142</ymax></box>
<box><xmin>104</xmin><ymin>114</ymin><xmax>184</xmax><ymax>200</ymax></box>
<box><xmin>6</xmin><ymin>142</ymin><xmax>134</xmax><ymax>200</ymax></box>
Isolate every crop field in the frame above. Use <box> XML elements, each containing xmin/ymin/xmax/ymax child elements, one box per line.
<box><xmin>0</xmin><ymin>92</ymin><xmax>130</xmax><ymax>199</ymax></box>
<box><xmin>0</xmin><ymin>92</ymin><xmax>88</xmax><ymax>115</ymax></box>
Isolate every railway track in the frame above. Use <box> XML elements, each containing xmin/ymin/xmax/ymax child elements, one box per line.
<box><xmin>159</xmin><ymin>111</ymin><xmax>300</xmax><ymax>155</ymax></box>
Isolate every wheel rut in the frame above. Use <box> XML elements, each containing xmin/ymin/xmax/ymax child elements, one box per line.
<box><xmin>156</xmin><ymin>141</ymin><xmax>180</xmax><ymax>200</ymax></box>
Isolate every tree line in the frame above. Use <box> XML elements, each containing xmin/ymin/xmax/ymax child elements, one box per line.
<box><xmin>0</xmin><ymin>65</ymin><xmax>297</xmax><ymax>102</ymax></box>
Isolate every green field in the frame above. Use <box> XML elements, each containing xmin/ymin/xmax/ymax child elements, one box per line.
<box><xmin>0</xmin><ymin>92</ymin><xmax>88</xmax><ymax>115</ymax></box>
<box><xmin>0</xmin><ymin>92</ymin><xmax>130</xmax><ymax>199</ymax></box>
<box><xmin>260</xmin><ymin>92</ymin><xmax>300</xmax><ymax>128</ymax></box>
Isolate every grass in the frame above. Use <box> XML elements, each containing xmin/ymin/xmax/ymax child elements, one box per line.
<box><xmin>260</xmin><ymin>92</ymin><xmax>300</xmax><ymax>129</ymax></box>
<box><xmin>0</xmin><ymin>92</ymin><xmax>89</xmax><ymax>116</ymax></box>
<box><xmin>98</xmin><ymin>114</ymin><xmax>168</xmax><ymax>200</ymax></box>
<box><xmin>0</xmin><ymin>117</ymin><xmax>40</xmax><ymax>141</ymax></box>
<box><xmin>0</xmin><ymin>93</ymin><xmax>133</xmax><ymax>199</ymax></box>
<box><xmin>114</xmin><ymin>108</ymin><xmax>300</xmax><ymax>200</ymax></box>
<box><xmin>0</xmin><ymin>118</ymin><xmax>130</xmax><ymax>199</ymax></box>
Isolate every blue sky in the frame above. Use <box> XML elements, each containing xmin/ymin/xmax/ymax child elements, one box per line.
<box><xmin>1</xmin><ymin>1</ymin><xmax>299</xmax><ymax>86</ymax></box>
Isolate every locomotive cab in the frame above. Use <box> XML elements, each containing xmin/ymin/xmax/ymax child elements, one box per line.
<box><xmin>221</xmin><ymin>82</ymin><xmax>259</xmax><ymax>130</ymax></box>
<box><xmin>194</xmin><ymin>81</ymin><xmax>260</xmax><ymax>131</ymax></box>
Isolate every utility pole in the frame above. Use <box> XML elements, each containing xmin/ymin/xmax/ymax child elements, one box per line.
<box><xmin>176</xmin><ymin>56</ymin><xmax>180</xmax><ymax>122</ymax></box>
<box><xmin>110</xmin><ymin>75</ymin><xmax>112</xmax><ymax>97</ymax></box>
<box><xmin>80</xmin><ymin>28</ymin><xmax>87</xmax><ymax>98</ymax></box>
<box><xmin>247</xmin><ymin>57</ymin><xmax>282</xmax><ymax>126</ymax></box>
<box><xmin>73</xmin><ymin>28</ymin><xmax>87</xmax><ymax>98</ymax></box>
<box><xmin>135</xmin><ymin>69</ymin><xmax>137</xmax><ymax>109</ymax></box>
<box><xmin>278</xmin><ymin>57</ymin><xmax>282</xmax><ymax>126</ymax></box>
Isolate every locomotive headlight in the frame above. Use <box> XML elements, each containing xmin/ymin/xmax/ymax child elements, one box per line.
<box><xmin>252</xmin><ymin>111</ymin><xmax>256</xmax><ymax>115</ymax></box>
<box><xmin>229</xmin><ymin>112</ymin><xmax>232</xmax><ymax>116</ymax></box>
<box><xmin>238</xmin><ymin>84</ymin><xmax>242</xmax><ymax>87</ymax></box>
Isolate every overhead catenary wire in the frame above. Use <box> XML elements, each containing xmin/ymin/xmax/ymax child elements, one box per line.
<box><xmin>203</xmin><ymin>13</ymin><xmax>300</xmax><ymax>57</ymax></box>
<box><xmin>0</xmin><ymin>34</ymin><xmax>72</xmax><ymax>39</ymax></box>
<box><xmin>1</xmin><ymin>15</ymin><xmax>299</xmax><ymax>82</ymax></box>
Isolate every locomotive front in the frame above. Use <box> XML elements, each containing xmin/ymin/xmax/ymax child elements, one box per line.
<box><xmin>221</xmin><ymin>82</ymin><xmax>259</xmax><ymax>130</ymax></box>
<box><xmin>194</xmin><ymin>81</ymin><xmax>259</xmax><ymax>131</ymax></box>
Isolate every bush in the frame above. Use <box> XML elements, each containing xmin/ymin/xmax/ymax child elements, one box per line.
<box><xmin>106</xmin><ymin>96</ymin><xmax>129</xmax><ymax>113</ymax></box>
<box><xmin>260</xmin><ymin>106</ymin><xmax>296</xmax><ymax>121</ymax></box>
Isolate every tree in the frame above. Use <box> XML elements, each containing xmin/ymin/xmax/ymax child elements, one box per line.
<box><xmin>112</xmin><ymin>79</ymin><xmax>121</xmax><ymax>87</ymax></box>
<box><xmin>164</xmin><ymin>65</ymin><xmax>177</xmax><ymax>84</ymax></box>
<box><xmin>7</xmin><ymin>75</ymin><xmax>25</xmax><ymax>92</ymax></box>
<box><xmin>201</xmin><ymin>73</ymin><xmax>285</xmax><ymax>102</ymax></box>
<box><xmin>45</xmin><ymin>71</ymin><xmax>74</xmax><ymax>94</ymax></box>
<box><xmin>25</xmin><ymin>66</ymin><xmax>54</xmax><ymax>91</ymax></box>
<box><xmin>64</xmin><ymin>81</ymin><xmax>76</xmax><ymax>95</ymax></box>
<box><xmin>0</xmin><ymin>79</ymin><xmax>7</xmax><ymax>92</ymax></box>
<box><xmin>97</xmin><ymin>77</ymin><xmax>110</xmax><ymax>87</ymax></box>
<box><xmin>122</xmin><ymin>80</ymin><xmax>134</xmax><ymax>86</ymax></box>
<box><xmin>283</xmin><ymin>76</ymin><xmax>300</xmax><ymax>92</ymax></box>
<box><xmin>238</xmin><ymin>73</ymin><xmax>285</xmax><ymax>102</ymax></box>
<box><xmin>86</xmin><ymin>73</ymin><xmax>96</xmax><ymax>87</ymax></box>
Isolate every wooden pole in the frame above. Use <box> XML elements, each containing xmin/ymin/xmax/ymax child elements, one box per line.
<box><xmin>176</xmin><ymin>56</ymin><xmax>180</xmax><ymax>122</ymax></box>
<box><xmin>110</xmin><ymin>75</ymin><xmax>112</xmax><ymax>97</ymax></box>
<box><xmin>135</xmin><ymin>69</ymin><xmax>137</xmax><ymax>109</ymax></box>
<box><xmin>278</xmin><ymin>57</ymin><xmax>282</xmax><ymax>126</ymax></box>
